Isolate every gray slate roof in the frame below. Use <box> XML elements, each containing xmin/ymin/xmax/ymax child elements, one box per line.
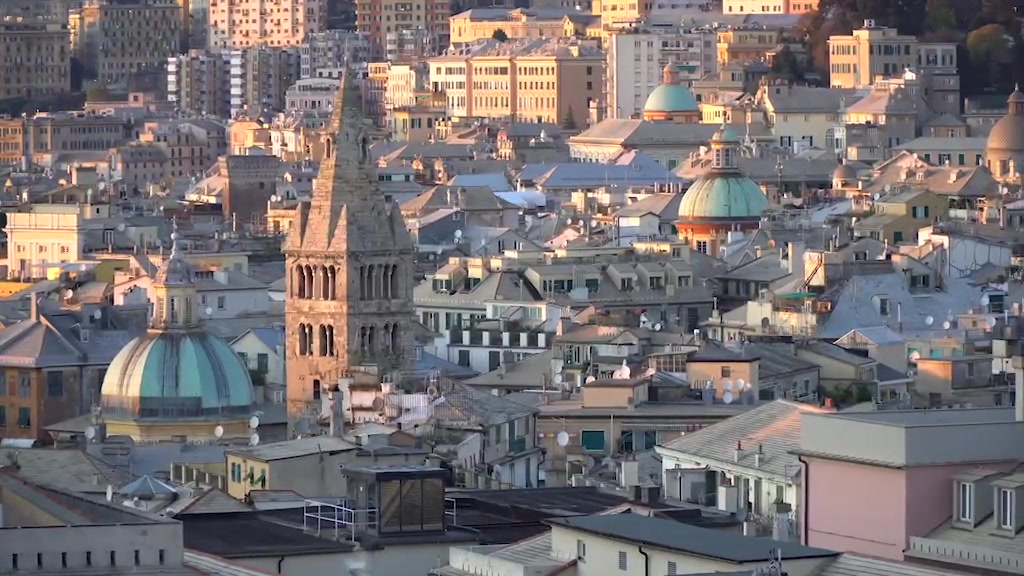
<box><xmin>546</xmin><ymin>513</ymin><xmax>839</xmax><ymax>562</ymax></box>
<box><xmin>660</xmin><ymin>400</ymin><xmax>829</xmax><ymax>478</ymax></box>
<box><xmin>434</xmin><ymin>382</ymin><xmax>539</xmax><ymax>427</ymax></box>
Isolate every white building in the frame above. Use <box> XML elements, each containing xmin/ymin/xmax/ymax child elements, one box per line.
<box><xmin>605</xmin><ymin>29</ymin><xmax>717</xmax><ymax>119</ymax></box>
<box><xmin>285</xmin><ymin>77</ymin><xmax>340</xmax><ymax>111</ymax></box>
<box><xmin>114</xmin><ymin>269</ymin><xmax>270</xmax><ymax>323</ymax></box>
<box><xmin>231</xmin><ymin>327</ymin><xmax>286</xmax><ymax>389</ymax></box>
<box><xmin>385</xmin><ymin>63</ymin><xmax>428</xmax><ymax>113</ymax></box>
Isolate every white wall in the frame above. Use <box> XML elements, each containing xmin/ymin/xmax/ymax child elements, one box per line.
<box><xmin>237</xmin><ymin>542</ymin><xmax>457</xmax><ymax>576</ymax></box>
<box><xmin>232</xmin><ymin>333</ymin><xmax>285</xmax><ymax>386</ymax></box>
<box><xmin>919</xmin><ymin>230</ymin><xmax>1012</xmax><ymax>278</ymax></box>
<box><xmin>0</xmin><ymin>523</ymin><xmax>184</xmax><ymax>572</ymax></box>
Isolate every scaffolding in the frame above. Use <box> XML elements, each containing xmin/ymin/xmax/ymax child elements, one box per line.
<box><xmin>303</xmin><ymin>499</ymin><xmax>378</xmax><ymax>542</ymax></box>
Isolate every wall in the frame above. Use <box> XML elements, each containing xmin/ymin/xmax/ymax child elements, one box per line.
<box><xmin>551</xmin><ymin>526</ymin><xmax>828</xmax><ymax>576</ymax></box>
<box><xmin>659</xmin><ymin>449</ymin><xmax>800</xmax><ymax>517</ymax></box>
<box><xmin>0</xmin><ymin>522</ymin><xmax>183</xmax><ymax>572</ymax></box>
<box><xmin>237</xmin><ymin>541</ymin><xmax>458</xmax><ymax>576</ymax></box>
<box><xmin>232</xmin><ymin>334</ymin><xmax>284</xmax><ymax>386</ymax></box>
<box><xmin>686</xmin><ymin>360</ymin><xmax>759</xmax><ymax>396</ymax></box>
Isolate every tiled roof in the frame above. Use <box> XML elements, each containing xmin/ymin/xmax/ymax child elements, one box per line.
<box><xmin>433</xmin><ymin>382</ymin><xmax>539</xmax><ymax>427</ymax></box>
<box><xmin>660</xmin><ymin>400</ymin><xmax>829</xmax><ymax>478</ymax></box>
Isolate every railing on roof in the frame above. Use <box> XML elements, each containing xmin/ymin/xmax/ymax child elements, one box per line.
<box><xmin>907</xmin><ymin>535</ymin><xmax>1024</xmax><ymax>573</ymax></box>
<box><xmin>303</xmin><ymin>498</ymin><xmax>378</xmax><ymax>542</ymax></box>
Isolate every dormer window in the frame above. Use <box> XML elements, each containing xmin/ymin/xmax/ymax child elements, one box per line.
<box><xmin>958</xmin><ymin>481</ymin><xmax>973</xmax><ymax>522</ymax></box>
<box><xmin>1000</xmin><ymin>488</ymin><xmax>1014</xmax><ymax>530</ymax></box>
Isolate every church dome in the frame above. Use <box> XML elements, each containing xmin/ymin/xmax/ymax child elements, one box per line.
<box><xmin>833</xmin><ymin>162</ymin><xmax>857</xmax><ymax>182</ymax></box>
<box><xmin>643</xmin><ymin>64</ymin><xmax>699</xmax><ymax>113</ymax></box>
<box><xmin>986</xmin><ymin>88</ymin><xmax>1024</xmax><ymax>152</ymax></box>
<box><xmin>100</xmin><ymin>331</ymin><xmax>255</xmax><ymax>421</ymax></box>
<box><xmin>678</xmin><ymin>125</ymin><xmax>768</xmax><ymax>221</ymax></box>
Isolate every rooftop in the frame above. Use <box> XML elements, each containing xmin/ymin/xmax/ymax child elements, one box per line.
<box><xmin>226</xmin><ymin>436</ymin><xmax>357</xmax><ymax>461</ymax></box>
<box><xmin>180</xmin><ymin>511</ymin><xmax>356</xmax><ymax>558</ymax></box>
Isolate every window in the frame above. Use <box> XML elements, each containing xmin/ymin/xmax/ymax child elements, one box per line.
<box><xmin>721</xmin><ymin>366</ymin><xmax>732</xmax><ymax>378</ymax></box>
<box><xmin>313</xmin><ymin>379</ymin><xmax>321</xmax><ymax>401</ymax></box>
<box><xmin>85</xmin><ymin>551</ymin><xmax>91</xmax><ymax>567</ymax></box>
<box><xmin>696</xmin><ymin>240</ymin><xmax>708</xmax><ymax>254</ymax></box>
<box><xmin>238</xmin><ymin>352</ymin><xmax>248</xmax><ymax>367</ymax></box>
<box><xmin>134</xmin><ymin>550</ymin><xmax>140</xmax><ymax>566</ymax></box>
<box><xmin>1001</xmin><ymin>488</ymin><xmax>1015</xmax><ymax>529</ymax></box>
<box><xmin>36</xmin><ymin>553</ymin><xmax>42</xmax><ymax>568</ymax></box>
<box><xmin>457</xmin><ymin>349</ymin><xmax>470</xmax><ymax>367</ymax></box>
<box><xmin>17</xmin><ymin>407</ymin><xmax>30</xmax><ymax>429</ymax></box>
<box><xmin>577</xmin><ymin>539</ymin><xmax>586</xmax><ymax>561</ymax></box>
<box><xmin>958</xmin><ymin>482</ymin><xmax>973</xmax><ymax>522</ymax></box>
<box><xmin>217</xmin><ymin>295</ymin><xmax>226</xmax><ymax>310</ymax></box>
<box><xmin>46</xmin><ymin>371</ymin><xmax>64</xmax><ymax>397</ymax></box>
<box><xmin>61</xmin><ymin>552</ymin><xmax>67</xmax><ymax>568</ymax></box>
<box><xmin>159</xmin><ymin>550</ymin><xmax>165</xmax><ymax>566</ymax></box>
<box><xmin>110</xmin><ymin>551</ymin><xmax>116</xmax><ymax>567</ymax></box>
<box><xmin>878</xmin><ymin>298</ymin><xmax>890</xmax><ymax>316</ymax></box>
<box><xmin>618</xmin><ymin>551</ymin><xmax>627</xmax><ymax>571</ymax></box>
<box><xmin>667</xmin><ymin>561</ymin><xmax>678</xmax><ymax>575</ymax></box>
<box><xmin>18</xmin><ymin>371</ymin><xmax>30</xmax><ymax>397</ymax></box>
<box><xmin>257</xmin><ymin>353</ymin><xmax>269</xmax><ymax>373</ymax></box>
<box><xmin>581</xmin><ymin>430</ymin><xmax>605</xmax><ymax>451</ymax></box>
<box><xmin>0</xmin><ymin>405</ymin><xmax>5</xmax><ymax>427</ymax></box>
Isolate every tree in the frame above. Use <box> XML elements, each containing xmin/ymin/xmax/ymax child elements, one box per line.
<box><xmin>491</xmin><ymin>28</ymin><xmax>508</xmax><ymax>42</ymax></box>
<box><xmin>769</xmin><ymin>46</ymin><xmax>803</xmax><ymax>82</ymax></box>
<box><xmin>85</xmin><ymin>83</ymin><xmax>111</xmax><ymax>103</ymax></box>
<box><xmin>560</xmin><ymin>106</ymin><xmax>577</xmax><ymax>130</ymax></box>
<box><xmin>967</xmin><ymin>23</ymin><xmax>1016</xmax><ymax>90</ymax></box>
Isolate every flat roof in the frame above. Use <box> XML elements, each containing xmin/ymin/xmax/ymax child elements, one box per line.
<box><xmin>826</xmin><ymin>407</ymin><xmax>1016</xmax><ymax>427</ymax></box>
<box><xmin>181</xmin><ymin>511</ymin><xmax>356</xmax><ymax>558</ymax></box>
<box><xmin>546</xmin><ymin>514</ymin><xmax>839</xmax><ymax>563</ymax></box>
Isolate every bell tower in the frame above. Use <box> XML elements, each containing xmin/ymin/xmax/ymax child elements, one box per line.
<box><xmin>283</xmin><ymin>68</ymin><xmax>415</xmax><ymax>431</ymax></box>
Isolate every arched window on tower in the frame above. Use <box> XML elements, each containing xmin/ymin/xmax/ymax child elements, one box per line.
<box><xmin>358</xmin><ymin>266</ymin><xmax>366</xmax><ymax>300</ymax></box>
<box><xmin>327</xmin><ymin>325</ymin><xmax>335</xmax><ymax>356</ymax></box>
<box><xmin>169</xmin><ymin>297</ymin><xmax>178</xmax><ymax>324</ymax></box>
<box><xmin>318</xmin><ymin>325</ymin><xmax>329</xmax><ymax>356</ymax></box>
<box><xmin>327</xmin><ymin>266</ymin><xmax>336</xmax><ymax>300</ymax></box>
<box><xmin>305</xmin><ymin>324</ymin><xmax>315</xmax><ymax>356</ymax></box>
<box><xmin>295</xmin><ymin>265</ymin><xmax>305</xmax><ymax>298</ymax></box>
<box><xmin>391</xmin><ymin>323</ymin><xmax>400</xmax><ymax>354</ymax></box>
<box><xmin>359</xmin><ymin>327</ymin><xmax>368</xmax><ymax>356</ymax></box>
<box><xmin>383</xmin><ymin>323</ymin><xmax>392</xmax><ymax>351</ymax></box>
<box><xmin>320</xmin><ymin>266</ymin><xmax>330</xmax><ymax>300</ymax></box>
<box><xmin>325</xmin><ymin>137</ymin><xmax>333</xmax><ymax>158</ymax></box>
<box><xmin>298</xmin><ymin>323</ymin><xmax>308</xmax><ymax>355</ymax></box>
<box><xmin>304</xmin><ymin>265</ymin><xmax>314</xmax><ymax>299</ymax></box>
<box><xmin>368</xmin><ymin>325</ymin><xmax>377</xmax><ymax>354</ymax></box>
<box><xmin>367</xmin><ymin>264</ymin><xmax>376</xmax><ymax>300</ymax></box>
<box><xmin>184</xmin><ymin>297</ymin><xmax>193</xmax><ymax>325</ymax></box>
<box><xmin>390</xmin><ymin>263</ymin><xmax>400</xmax><ymax>299</ymax></box>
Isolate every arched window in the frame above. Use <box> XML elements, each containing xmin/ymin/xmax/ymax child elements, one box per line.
<box><xmin>383</xmin><ymin>323</ymin><xmax>392</xmax><ymax>351</ymax></box>
<box><xmin>169</xmin><ymin>297</ymin><xmax>178</xmax><ymax>324</ymax></box>
<box><xmin>359</xmin><ymin>327</ymin><xmax>368</xmax><ymax>355</ymax></box>
<box><xmin>367</xmin><ymin>264</ymin><xmax>376</xmax><ymax>300</ymax></box>
<box><xmin>305</xmin><ymin>324</ymin><xmax>314</xmax><ymax>356</ymax></box>
<box><xmin>295</xmin><ymin>265</ymin><xmax>305</xmax><ymax>298</ymax></box>
<box><xmin>327</xmin><ymin>266</ymin><xmax>336</xmax><ymax>300</ymax></box>
<box><xmin>390</xmin><ymin>263</ymin><xmax>400</xmax><ymax>298</ymax></box>
<box><xmin>368</xmin><ymin>325</ymin><xmax>377</xmax><ymax>354</ymax></box>
<box><xmin>304</xmin><ymin>265</ymin><xmax>314</xmax><ymax>299</ymax></box>
<box><xmin>358</xmin><ymin>266</ymin><xmax>366</xmax><ymax>300</ymax></box>
<box><xmin>327</xmin><ymin>325</ymin><xmax>335</xmax><ymax>356</ymax></box>
<box><xmin>298</xmin><ymin>323</ymin><xmax>308</xmax><ymax>355</ymax></box>
<box><xmin>320</xmin><ymin>266</ymin><xmax>330</xmax><ymax>299</ymax></box>
<box><xmin>391</xmin><ymin>323</ymin><xmax>400</xmax><ymax>354</ymax></box>
<box><xmin>318</xmin><ymin>325</ymin><xmax>328</xmax><ymax>356</ymax></box>
<box><xmin>184</xmin><ymin>297</ymin><xmax>193</xmax><ymax>325</ymax></box>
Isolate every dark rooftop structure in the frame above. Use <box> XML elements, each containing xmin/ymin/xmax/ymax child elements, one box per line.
<box><xmin>181</xmin><ymin>511</ymin><xmax>356</xmax><ymax>558</ymax></box>
<box><xmin>547</xmin><ymin>514</ymin><xmax>838</xmax><ymax>563</ymax></box>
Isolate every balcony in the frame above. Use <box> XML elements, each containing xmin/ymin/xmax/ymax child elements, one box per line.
<box><xmin>509</xmin><ymin>436</ymin><xmax>527</xmax><ymax>454</ymax></box>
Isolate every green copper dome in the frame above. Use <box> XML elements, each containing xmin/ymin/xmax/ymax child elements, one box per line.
<box><xmin>644</xmin><ymin>83</ymin><xmax>699</xmax><ymax>113</ymax></box>
<box><xmin>100</xmin><ymin>331</ymin><xmax>256</xmax><ymax>421</ymax></box>
<box><xmin>679</xmin><ymin>174</ymin><xmax>768</xmax><ymax>220</ymax></box>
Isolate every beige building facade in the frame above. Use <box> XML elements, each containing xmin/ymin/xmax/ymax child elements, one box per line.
<box><xmin>356</xmin><ymin>0</ymin><xmax>448</xmax><ymax>57</ymax></box>
<box><xmin>449</xmin><ymin>8</ymin><xmax>588</xmax><ymax>45</ymax></box>
<box><xmin>72</xmin><ymin>0</ymin><xmax>183</xmax><ymax>86</ymax></box>
<box><xmin>0</xmin><ymin>17</ymin><xmax>70</xmax><ymax>100</ymax></box>
<box><xmin>0</xmin><ymin>112</ymin><xmax>132</xmax><ymax>167</ymax></box>
<box><xmin>207</xmin><ymin>0</ymin><xmax>326</xmax><ymax>50</ymax></box>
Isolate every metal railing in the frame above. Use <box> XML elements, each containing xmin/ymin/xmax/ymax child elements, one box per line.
<box><xmin>303</xmin><ymin>498</ymin><xmax>378</xmax><ymax>542</ymax></box>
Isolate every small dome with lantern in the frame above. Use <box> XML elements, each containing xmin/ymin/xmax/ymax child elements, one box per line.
<box><xmin>100</xmin><ymin>225</ymin><xmax>256</xmax><ymax>441</ymax></box>
<box><xmin>643</xmin><ymin>64</ymin><xmax>700</xmax><ymax>122</ymax></box>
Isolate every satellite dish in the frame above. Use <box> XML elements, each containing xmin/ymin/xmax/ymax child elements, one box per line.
<box><xmin>556</xmin><ymin>430</ymin><xmax>570</xmax><ymax>447</ymax></box>
<box><xmin>987</xmin><ymin>316</ymin><xmax>998</xmax><ymax>328</ymax></box>
<box><xmin>723</xmin><ymin>391</ymin><xmax>734</xmax><ymax>404</ymax></box>
<box><xmin>743</xmin><ymin>381</ymin><xmax>752</xmax><ymax>391</ymax></box>
<box><xmin>204</xmin><ymin>306</ymin><xmax>213</xmax><ymax>316</ymax></box>
<box><xmin>93</xmin><ymin>309</ymin><xmax>103</xmax><ymax>320</ymax></box>
<box><xmin>723</xmin><ymin>380</ymin><xmax>733</xmax><ymax>391</ymax></box>
<box><xmin>248</xmin><ymin>416</ymin><xmax>260</xmax><ymax>429</ymax></box>
<box><xmin>553</xmin><ymin>373</ymin><xmax>564</xmax><ymax>384</ymax></box>
<box><xmin>736</xmin><ymin>378</ymin><xmax>745</xmax><ymax>389</ymax></box>
<box><xmin>85</xmin><ymin>426</ymin><xmax>96</xmax><ymax>441</ymax></box>
<box><xmin>105</xmin><ymin>485</ymin><xmax>113</xmax><ymax>502</ymax></box>
<box><xmin>981</xmin><ymin>295</ymin><xmax>990</xmax><ymax>306</ymax></box>
<box><xmin>643</xmin><ymin>366</ymin><xmax>656</xmax><ymax>378</ymax></box>
<box><xmin>585</xmin><ymin>375</ymin><xmax>596</xmax><ymax>384</ymax></box>
<box><xmin>492</xmin><ymin>464</ymin><xmax>503</xmax><ymax>479</ymax></box>
<box><xmin>426</xmin><ymin>385</ymin><xmax>439</xmax><ymax>398</ymax></box>
<box><xmin>910</xmin><ymin>351</ymin><xmax>921</xmax><ymax>362</ymax></box>
<box><xmin>653</xmin><ymin>322</ymin><xmax>662</xmax><ymax>331</ymax></box>
<box><xmin>249</xmin><ymin>433</ymin><xmax>260</xmax><ymax>446</ymax></box>
<box><xmin>925</xmin><ymin>315</ymin><xmax>934</xmax><ymax>326</ymax></box>
<box><xmin>116</xmin><ymin>222</ymin><xmax>126</xmax><ymax>232</ymax></box>
<box><xmin>371</xmin><ymin>396</ymin><xmax>385</xmax><ymax>411</ymax></box>
<box><xmin>454</xmin><ymin>229</ymin><xmax>463</xmax><ymax>239</ymax></box>
<box><xmin>942</xmin><ymin>321</ymin><xmax>951</xmax><ymax>330</ymax></box>
<box><xmin>64</xmin><ymin>289</ymin><xmax>74</xmax><ymax>299</ymax></box>
<box><xmin>214</xmin><ymin>425</ymin><xmax>224</xmax><ymax>439</ymax></box>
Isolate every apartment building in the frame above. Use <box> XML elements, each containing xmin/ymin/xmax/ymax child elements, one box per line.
<box><xmin>365</xmin><ymin>61</ymin><xmax>390</xmax><ymax>124</ymax></box>
<box><xmin>300</xmin><ymin>30</ymin><xmax>371</xmax><ymax>79</ymax></box>
<box><xmin>284</xmin><ymin>77</ymin><xmax>339</xmax><ymax>111</ymax></box>
<box><xmin>0</xmin><ymin>111</ymin><xmax>132</xmax><ymax>167</ymax></box>
<box><xmin>356</xmin><ymin>0</ymin><xmax>448</xmax><ymax>58</ymax></box>
<box><xmin>716</xmin><ymin>26</ymin><xmax>785</xmax><ymax>68</ymax></box>
<box><xmin>605</xmin><ymin>28</ymin><xmax>716</xmax><ymax>119</ymax></box>
<box><xmin>70</xmin><ymin>0</ymin><xmax>183</xmax><ymax>86</ymax></box>
<box><xmin>167</xmin><ymin>49</ymin><xmax>230</xmax><ymax>117</ymax></box>
<box><xmin>0</xmin><ymin>17</ymin><xmax>70</xmax><ymax>100</ymax></box>
<box><xmin>385</xmin><ymin>63</ymin><xmax>428</xmax><ymax>113</ymax></box>
<box><xmin>229</xmin><ymin>46</ymin><xmax>301</xmax><ymax>117</ymax></box>
<box><xmin>0</xmin><ymin>0</ymin><xmax>73</xmax><ymax>20</ymax></box>
<box><xmin>723</xmin><ymin>0</ymin><xmax>818</xmax><ymax>14</ymax></box>
<box><xmin>207</xmin><ymin>0</ymin><xmax>326</xmax><ymax>50</ymax></box>
<box><xmin>449</xmin><ymin>7</ymin><xmax>590</xmax><ymax>45</ymax></box>
<box><xmin>428</xmin><ymin>38</ymin><xmax>602</xmax><ymax>126</ymax></box>
<box><xmin>828</xmin><ymin>20</ymin><xmax>960</xmax><ymax>114</ymax></box>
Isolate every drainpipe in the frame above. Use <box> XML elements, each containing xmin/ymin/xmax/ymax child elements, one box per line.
<box><xmin>277</xmin><ymin>556</ymin><xmax>285</xmax><ymax>573</ymax></box>
<box><xmin>637</xmin><ymin>545</ymin><xmax>650</xmax><ymax>576</ymax></box>
<box><xmin>797</xmin><ymin>455</ymin><xmax>809</xmax><ymax>544</ymax></box>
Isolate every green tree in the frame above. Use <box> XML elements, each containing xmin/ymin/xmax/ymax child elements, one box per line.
<box><xmin>560</xmin><ymin>106</ymin><xmax>577</xmax><ymax>130</ymax></box>
<box><xmin>769</xmin><ymin>46</ymin><xmax>803</xmax><ymax>82</ymax></box>
<box><xmin>967</xmin><ymin>23</ymin><xmax>1015</xmax><ymax>89</ymax></box>
<box><xmin>85</xmin><ymin>83</ymin><xmax>111</xmax><ymax>102</ymax></box>
<box><xmin>491</xmin><ymin>28</ymin><xmax>508</xmax><ymax>42</ymax></box>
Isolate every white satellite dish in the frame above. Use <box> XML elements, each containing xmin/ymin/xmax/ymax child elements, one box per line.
<box><xmin>987</xmin><ymin>317</ymin><xmax>998</xmax><ymax>328</ymax></box>
<box><xmin>925</xmin><ymin>315</ymin><xmax>934</xmax><ymax>326</ymax></box>
<box><xmin>653</xmin><ymin>322</ymin><xmax>662</xmax><ymax>331</ymax></box>
<box><xmin>736</xmin><ymin>378</ymin><xmax>745</xmax><ymax>389</ymax></box>
<box><xmin>910</xmin><ymin>351</ymin><xmax>921</xmax><ymax>362</ymax></box>
<box><xmin>105</xmin><ymin>485</ymin><xmax>113</xmax><ymax>502</ymax></box>
<box><xmin>553</xmin><ymin>373</ymin><xmax>563</xmax><ymax>385</ymax></box>
<box><xmin>942</xmin><ymin>321</ymin><xmax>951</xmax><ymax>330</ymax></box>
<box><xmin>723</xmin><ymin>380</ymin><xmax>733</xmax><ymax>391</ymax></box>
<box><xmin>249</xmin><ymin>433</ymin><xmax>260</xmax><ymax>446</ymax></box>
<box><xmin>454</xmin><ymin>229</ymin><xmax>463</xmax><ymax>239</ymax></box>
<box><xmin>249</xmin><ymin>415</ymin><xmax>260</xmax><ymax>429</ymax></box>
<box><xmin>204</xmin><ymin>306</ymin><xmax>213</xmax><ymax>316</ymax></box>
<box><xmin>85</xmin><ymin>426</ymin><xmax>96</xmax><ymax>441</ymax></box>
<box><xmin>743</xmin><ymin>381</ymin><xmax>752</xmax><ymax>391</ymax></box>
<box><xmin>982</xmin><ymin>295</ymin><xmax>990</xmax><ymax>306</ymax></box>
<box><xmin>584</xmin><ymin>375</ymin><xmax>596</xmax><ymax>384</ymax></box>
<box><xmin>116</xmin><ymin>222</ymin><xmax>126</xmax><ymax>232</ymax></box>
<box><xmin>93</xmin><ymin>309</ymin><xmax>102</xmax><ymax>320</ymax></box>
<box><xmin>213</xmin><ymin>425</ymin><xmax>224</xmax><ymax>439</ymax></box>
<box><xmin>556</xmin><ymin>430</ymin><xmax>570</xmax><ymax>447</ymax></box>
<box><xmin>643</xmin><ymin>366</ymin><xmax>656</xmax><ymax>378</ymax></box>
<box><xmin>723</xmin><ymin>391</ymin><xmax>734</xmax><ymax>404</ymax></box>
<box><xmin>64</xmin><ymin>289</ymin><xmax>74</xmax><ymax>299</ymax></box>
<box><xmin>492</xmin><ymin>464</ymin><xmax>503</xmax><ymax>479</ymax></box>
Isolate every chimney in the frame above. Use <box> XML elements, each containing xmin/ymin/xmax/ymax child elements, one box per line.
<box><xmin>30</xmin><ymin>292</ymin><xmax>39</xmax><ymax>321</ymax></box>
<box><xmin>734</xmin><ymin>440</ymin><xmax>742</xmax><ymax>462</ymax></box>
<box><xmin>329</xmin><ymin>388</ymin><xmax>345</xmax><ymax>437</ymax></box>
<box><xmin>755</xmin><ymin>246</ymin><xmax>764</xmax><ymax>258</ymax></box>
<box><xmin>1016</xmin><ymin>369</ymin><xmax>1024</xmax><ymax>421</ymax></box>
<box><xmin>754</xmin><ymin>444</ymin><xmax>764</xmax><ymax>468</ymax></box>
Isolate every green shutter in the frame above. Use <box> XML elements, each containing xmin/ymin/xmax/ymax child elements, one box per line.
<box><xmin>581</xmin><ymin>430</ymin><xmax>605</xmax><ymax>451</ymax></box>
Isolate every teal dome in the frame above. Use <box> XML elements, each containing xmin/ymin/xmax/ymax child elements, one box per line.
<box><xmin>101</xmin><ymin>331</ymin><xmax>256</xmax><ymax>421</ymax></box>
<box><xmin>679</xmin><ymin>173</ymin><xmax>768</xmax><ymax>221</ymax></box>
<box><xmin>643</xmin><ymin>83</ymin><xmax>699</xmax><ymax>113</ymax></box>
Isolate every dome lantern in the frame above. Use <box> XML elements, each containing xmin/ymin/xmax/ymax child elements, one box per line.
<box><xmin>151</xmin><ymin>220</ymin><xmax>199</xmax><ymax>331</ymax></box>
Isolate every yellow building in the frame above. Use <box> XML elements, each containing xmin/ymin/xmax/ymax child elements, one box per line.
<box><xmin>207</xmin><ymin>0</ymin><xmax>325</xmax><ymax>50</ymax></box>
<box><xmin>0</xmin><ymin>111</ymin><xmax>131</xmax><ymax>166</ymax></box>
<box><xmin>433</xmin><ymin>38</ymin><xmax>602</xmax><ymax>126</ymax></box>
<box><xmin>356</xmin><ymin>0</ymin><xmax>448</xmax><ymax>57</ymax></box>
<box><xmin>449</xmin><ymin>7</ymin><xmax>592</xmax><ymax>45</ymax></box>
<box><xmin>716</xmin><ymin>27</ymin><xmax>785</xmax><ymax>68</ymax></box>
<box><xmin>71</xmin><ymin>0</ymin><xmax>183</xmax><ymax>86</ymax></box>
<box><xmin>853</xmin><ymin>188</ymin><xmax>947</xmax><ymax>245</ymax></box>
<box><xmin>0</xmin><ymin>17</ymin><xmax>70</xmax><ymax>100</ymax></box>
<box><xmin>723</xmin><ymin>0</ymin><xmax>818</xmax><ymax>14</ymax></box>
<box><xmin>390</xmin><ymin>93</ymin><xmax>447</xmax><ymax>142</ymax></box>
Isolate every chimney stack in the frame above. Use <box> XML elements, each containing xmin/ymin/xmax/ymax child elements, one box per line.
<box><xmin>734</xmin><ymin>440</ymin><xmax>742</xmax><ymax>462</ymax></box>
<box><xmin>329</xmin><ymin>388</ymin><xmax>345</xmax><ymax>437</ymax></box>
<box><xmin>30</xmin><ymin>292</ymin><xmax>39</xmax><ymax>321</ymax></box>
<box><xmin>1016</xmin><ymin>364</ymin><xmax>1024</xmax><ymax>421</ymax></box>
<box><xmin>754</xmin><ymin>444</ymin><xmax>764</xmax><ymax>468</ymax></box>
